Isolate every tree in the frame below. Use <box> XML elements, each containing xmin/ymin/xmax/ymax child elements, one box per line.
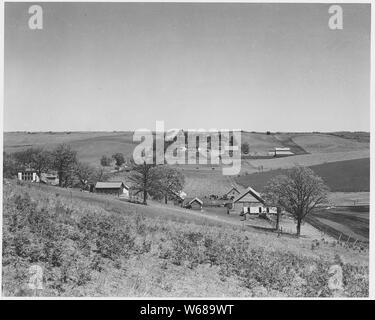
<box><xmin>31</xmin><ymin>148</ymin><xmax>52</xmax><ymax>179</ymax></box>
<box><xmin>128</xmin><ymin>162</ymin><xmax>161</xmax><ymax>205</ymax></box>
<box><xmin>100</xmin><ymin>155</ymin><xmax>112</xmax><ymax>167</ymax></box>
<box><xmin>112</xmin><ymin>153</ymin><xmax>125</xmax><ymax>167</ymax></box>
<box><xmin>13</xmin><ymin>148</ymin><xmax>38</xmax><ymax>169</ymax></box>
<box><xmin>51</xmin><ymin>144</ymin><xmax>77</xmax><ymax>187</ymax></box>
<box><xmin>92</xmin><ymin>167</ymin><xmax>110</xmax><ymax>183</ymax></box>
<box><xmin>3</xmin><ymin>152</ymin><xmax>17</xmax><ymax>179</ymax></box>
<box><xmin>156</xmin><ymin>166</ymin><xmax>185</xmax><ymax>204</ymax></box>
<box><xmin>241</xmin><ymin>142</ymin><xmax>250</xmax><ymax>155</ymax></box>
<box><xmin>262</xmin><ymin>166</ymin><xmax>329</xmax><ymax>237</ymax></box>
<box><xmin>13</xmin><ymin>147</ymin><xmax>52</xmax><ymax>179</ymax></box>
<box><xmin>74</xmin><ymin>162</ymin><xmax>95</xmax><ymax>189</ymax></box>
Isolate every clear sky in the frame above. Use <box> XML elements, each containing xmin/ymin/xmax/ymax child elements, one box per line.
<box><xmin>4</xmin><ymin>3</ymin><xmax>371</xmax><ymax>132</ymax></box>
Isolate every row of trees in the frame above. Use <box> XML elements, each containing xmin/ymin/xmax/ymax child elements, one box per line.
<box><xmin>100</xmin><ymin>153</ymin><xmax>126</xmax><ymax>167</ymax></box>
<box><xmin>4</xmin><ymin>144</ymin><xmax>110</xmax><ymax>188</ymax></box>
<box><xmin>4</xmin><ymin>144</ymin><xmax>186</xmax><ymax>206</ymax></box>
<box><xmin>128</xmin><ymin>162</ymin><xmax>185</xmax><ymax>205</ymax></box>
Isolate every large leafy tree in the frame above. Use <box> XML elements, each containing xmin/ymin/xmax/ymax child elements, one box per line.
<box><xmin>51</xmin><ymin>144</ymin><xmax>77</xmax><ymax>187</ymax></box>
<box><xmin>31</xmin><ymin>148</ymin><xmax>52</xmax><ymax>179</ymax></box>
<box><xmin>262</xmin><ymin>166</ymin><xmax>329</xmax><ymax>236</ymax></box>
<box><xmin>74</xmin><ymin>162</ymin><xmax>95</xmax><ymax>189</ymax></box>
<box><xmin>13</xmin><ymin>147</ymin><xmax>52</xmax><ymax>179</ymax></box>
<box><xmin>128</xmin><ymin>162</ymin><xmax>161</xmax><ymax>205</ymax></box>
<box><xmin>156</xmin><ymin>166</ymin><xmax>185</xmax><ymax>204</ymax></box>
<box><xmin>112</xmin><ymin>153</ymin><xmax>125</xmax><ymax>167</ymax></box>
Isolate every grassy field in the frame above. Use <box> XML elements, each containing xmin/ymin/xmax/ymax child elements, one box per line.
<box><xmin>2</xmin><ymin>180</ymin><xmax>369</xmax><ymax>297</ymax></box>
<box><xmin>236</xmin><ymin>158</ymin><xmax>370</xmax><ymax>193</ymax></box>
<box><xmin>3</xmin><ymin>131</ymin><xmax>136</xmax><ymax>167</ymax></box>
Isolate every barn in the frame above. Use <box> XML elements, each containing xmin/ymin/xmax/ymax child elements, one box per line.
<box><xmin>95</xmin><ymin>181</ymin><xmax>129</xmax><ymax>197</ymax></box>
<box><xmin>231</xmin><ymin>186</ymin><xmax>277</xmax><ymax>214</ymax></box>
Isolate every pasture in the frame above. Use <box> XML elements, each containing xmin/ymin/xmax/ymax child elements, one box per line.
<box><xmin>2</xmin><ymin>180</ymin><xmax>369</xmax><ymax>297</ymax></box>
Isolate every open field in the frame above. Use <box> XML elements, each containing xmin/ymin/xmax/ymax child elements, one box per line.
<box><xmin>290</xmin><ymin>133</ymin><xmax>369</xmax><ymax>154</ymax></box>
<box><xmin>236</xmin><ymin>158</ymin><xmax>370</xmax><ymax>193</ymax></box>
<box><xmin>4</xmin><ymin>131</ymin><xmax>136</xmax><ymax>167</ymax></box>
<box><xmin>2</xmin><ymin>180</ymin><xmax>369</xmax><ymax>297</ymax></box>
<box><xmin>307</xmin><ymin>206</ymin><xmax>369</xmax><ymax>243</ymax></box>
<box><xmin>4</xmin><ymin>131</ymin><xmax>369</xmax><ymax>170</ymax></box>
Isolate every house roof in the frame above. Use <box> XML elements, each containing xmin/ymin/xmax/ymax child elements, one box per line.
<box><xmin>172</xmin><ymin>190</ymin><xmax>187</xmax><ymax>200</ymax></box>
<box><xmin>233</xmin><ymin>186</ymin><xmax>265</xmax><ymax>204</ymax></box>
<box><xmin>224</xmin><ymin>185</ymin><xmax>240</xmax><ymax>195</ymax></box>
<box><xmin>95</xmin><ymin>181</ymin><xmax>128</xmax><ymax>189</ymax></box>
<box><xmin>188</xmin><ymin>197</ymin><xmax>203</xmax><ymax>206</ymax></box>
<box><xmin>274</xmin><ymin>147</ymin><xmax>291</xmax><ymax>151</ymax></box>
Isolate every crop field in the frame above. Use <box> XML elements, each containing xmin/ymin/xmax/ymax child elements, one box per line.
<box><xmin>290</xmin><ymin>133</ymin><xmax>369</xmax><ymax>154</ymax></box>
<box><xmin>2</xmin><ymin>180</ymin><xmax>369</xmax><ymax>297</ymax></box>
<box><xmin>236</xmin><ymin>158</ymin><xmax>370</xmax><ymax>193</ymax></box>
<box><xmin>307</xmin><ymin>206</ymin><xmax>369</xmax><ymax>243</ymax></box>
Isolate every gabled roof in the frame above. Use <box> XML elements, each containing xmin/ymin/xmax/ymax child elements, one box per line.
<box><xmin>183</xmin><ymin>197</ymin><xmax>203</xmax><ymax>206</ymax></box>
<box><xmin>188</xmin><ymin>197</ymin><xmax>203</xmax><ymax>206</ymax></box>
<box><xmin>233</xmin><ymin>186</ymin><xmax>265</xmax><ymax>204</ymax></box>
<box><xmin>95</xmin><ymin>181</ymin><xmax>127</xmax><ymax>189</ymax></box>
<box><xmin>224</xmin><ymin>185</ymin><xmax>241</xmax><ymax>195</ymax></box>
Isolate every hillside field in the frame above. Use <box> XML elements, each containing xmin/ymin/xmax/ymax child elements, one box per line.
<box><xmin>4</xmin><ymin>131</ymin><xmax>369</xmax><ymax>170</ymax></box>
<box><xmin>236</xmin><ymin>158</ymin><xmax>370</xmax><ymax>193</ymax></box>
<box><xmin>2</xmin><ymin>180</ymin><xmax>369</xmax><ymax>297</ymax></box>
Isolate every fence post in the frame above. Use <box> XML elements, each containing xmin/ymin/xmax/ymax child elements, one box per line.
<box><xmin>346</xmin><ymin>236</ymin><xmax>351</xmax><ymax>246</ymax></box>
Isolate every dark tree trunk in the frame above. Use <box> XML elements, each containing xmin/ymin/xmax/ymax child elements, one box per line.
<box><xmin>58</xmin><ymin>171</ymin><xmax>63</xmax><ymax>187</ymax></box>
<box><xmin>296</xmin><ymin>219</ymin><xmax>302</xmax><ymax>237</ymax></box>
<box><xmin>275</xmin><ymin>207</ymin><xmax>281</xmax><ymax>231</ymax></box>
<box><xmin>143</xmin><ymin>190</ymin><xmax>147</xmax><ymax>205</ymax></box>
<box><xmin>164</xmin><ymin>195</ymin><xmax>168</xmax><ymax>204</ymax></box>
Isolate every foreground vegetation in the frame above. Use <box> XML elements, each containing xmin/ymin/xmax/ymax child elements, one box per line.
<box><xmin>2</xmin><ymin>181</ymin><xmax>368</xmax><ymax>297</ymax></box>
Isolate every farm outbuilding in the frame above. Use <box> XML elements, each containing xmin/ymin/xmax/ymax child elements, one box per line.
<box><xmin>268</xmin><ymin>147</ymin><xmax>294</xmax><ymax>157</ymax></box>
<box><xmin>231</xmin><ymin>186</ymin><xmax>277</xmax><ymax>214</ymax></box>
<box><xmin>183</xmin><ymin>197</ymin><xmax>203</xmax><ymax>210</ymax></box>
<box><xmin>18</xmin><ymin>169</ymin><xmax>39</xmax><ymax>182</ymax></box>
<box><xmin>95</xmin><ymin>181</ymin><xmax>129</xmax><ymax>197</ymax></box>
<box><xmin>223</xmin><ymin>186</ymin><xmax>241</xmax><ymax>198</ymax></box>
<box><xmin>40</xmin><ymin>172</ymin><xmax>59</xmax><ymax>185</ymax></box>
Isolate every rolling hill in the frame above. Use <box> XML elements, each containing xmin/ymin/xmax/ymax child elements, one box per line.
<box><xmin>236</xmin><ymin>158</ymin><xmax>370</xmax><ymax>193</ymax></box>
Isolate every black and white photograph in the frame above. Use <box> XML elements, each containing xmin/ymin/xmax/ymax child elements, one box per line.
<box><xmin>1</xmin><ymin>1</ymin><xmax>373</xmax><ymax>300</ymax></box>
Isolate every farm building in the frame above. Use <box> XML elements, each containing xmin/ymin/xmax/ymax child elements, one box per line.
<box><xmin>172</xmin><ymin>190</ymin><xmax>187</xmax><ymax>205</ymax></box>
<box><xmin>40</xmin><ymin>172</ymin><xmax>59</xmax><ymax>185</ymax></box>
<box><xmin>17</xmin><ymin>169</ymin><xmax>40</xmax><ymax>182</ymax></box>
<box><xmin>223</xmin><ymin>186</ymin><xmax>241</xmax><ymax>198</ymax></box>
<box><xmin>183</xmin><ymin>197</ymin><xmax>203</xmax><ymax>210</ymax></box>
<box><xmin>95</xmin><ymin>181</ymin><xmax>129</xmax><ymax>197</ymax></box>
<box><xmin>230</xmin><ymin>186</ymin><xmax>277</xmax><ymax>214</ymax></box>
<box><xmin>268</xmin><ymin>147</ymin><xmax>294</xmax><ymax>157</ymax></box>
